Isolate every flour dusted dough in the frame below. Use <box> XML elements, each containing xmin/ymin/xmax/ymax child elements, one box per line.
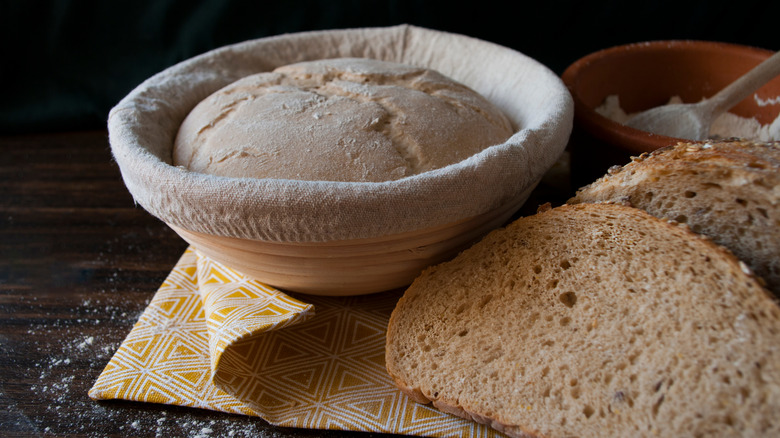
<box><xmin>173</xmin><ymin>58</ymin><xmax>514</xmax><ymax>182</ymax></box>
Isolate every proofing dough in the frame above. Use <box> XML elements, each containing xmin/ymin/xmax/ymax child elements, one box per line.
<box><xmin>173</xmin><ymin>57</ymin><xmax>514</xmax><ymax>182</ymax></box>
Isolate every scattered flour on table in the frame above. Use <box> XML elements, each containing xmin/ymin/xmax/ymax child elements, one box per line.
<box><xmin>596</xmin><ymin>94</ymin><xmax>780</xmax><ymax>141</ymax></box>
<box><xmin>20</xmin><ymin>293</ymin><xmax>283</xmax><ymax>437</ymax></box>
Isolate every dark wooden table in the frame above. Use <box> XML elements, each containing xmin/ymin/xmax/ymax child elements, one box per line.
<box><xmin>0</xmin><ymin>130</ymin><xmax>573</xmax><ymax>437</ymax></box>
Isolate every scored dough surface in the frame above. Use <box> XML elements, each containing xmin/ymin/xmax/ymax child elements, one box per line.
<box><xmin>173</xmin><ymin>57</ymin><xmax>515</xmax><ymax>182</ymax></box>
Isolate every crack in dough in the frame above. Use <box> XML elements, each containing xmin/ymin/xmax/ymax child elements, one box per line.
<box><xmin>173</xmin><ymin>58</ymin><xmax>514</xmax><ymax>182</ymax></box>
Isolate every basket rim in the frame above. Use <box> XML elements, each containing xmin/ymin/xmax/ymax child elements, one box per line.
<box><xmin>108</xmin><ymin>24</ymin><xmax>573</xmax><ymax>243</ymax></box>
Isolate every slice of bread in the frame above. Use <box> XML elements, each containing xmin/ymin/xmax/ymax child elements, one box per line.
<box><xmin>385</xmin><ymin>203</ymin><xmax>780</xmax><ymax>438</ymax></box>
<box><xmin>569</xmin><ymin>140</ymin><xmax>780</xmax><ymax>297</ymax></box>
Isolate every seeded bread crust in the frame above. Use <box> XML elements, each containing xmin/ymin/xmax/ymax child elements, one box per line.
<box><xmin>569</xmin><ymin>140</ymin><xmax>780</xmax><ymax>296</ymax></box>
<box><xmin>386</xmin><ymin>203</ymin><xmax>780</xmax><ymax>438</ymax></box>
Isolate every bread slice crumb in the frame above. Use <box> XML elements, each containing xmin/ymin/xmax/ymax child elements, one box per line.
<box><xmin>386</xmin><ymin>202</ymin><xmax>780</xmax><ymax>438</ymax></box>
<box><xmin>570</xmin><ymin>140</ymin><xmax>780</xmax><ymax>297</ymax></box>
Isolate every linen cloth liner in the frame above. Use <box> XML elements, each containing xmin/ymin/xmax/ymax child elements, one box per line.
<box><xmin>90</xmin><ymin>247</ymin><xmax>502</xmax><ymax>437</ymax></box>
<box><xmin>108</xmin><ymin>24</ymin><xmax>572</xmax><ymax>243</ymax></box>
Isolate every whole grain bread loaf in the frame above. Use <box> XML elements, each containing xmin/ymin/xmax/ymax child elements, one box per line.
<box><xmin>385</xmin><ymin>202</ymin><xmax>780</xmax><ymax>438</ymax></box>
<box><xmin>569</xmin><ymin>140</ymin><xmax>780</xmax><ymax>296</ymax></box>
<box><xmin>173</xmin><ymin>57</ymin><xmax>514</xmax><ymax>182</ymax></box>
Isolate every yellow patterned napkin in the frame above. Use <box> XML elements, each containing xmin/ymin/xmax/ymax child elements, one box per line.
<box><xmin>90</xmin><ymin>247</ymin><xmax>500</xmax><ymax>437</ymax></box>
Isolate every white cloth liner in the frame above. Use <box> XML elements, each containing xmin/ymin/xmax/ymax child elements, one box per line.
<box><xmin>108</xmin><ymin>24</ymin><xmax>573</xmax><ymax>243</ymax></box>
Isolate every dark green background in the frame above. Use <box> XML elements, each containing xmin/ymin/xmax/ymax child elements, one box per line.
<box><xmin>2</xmin><ymin>0</ymin><xmax>778</xmax><ymax>134</ymax></box>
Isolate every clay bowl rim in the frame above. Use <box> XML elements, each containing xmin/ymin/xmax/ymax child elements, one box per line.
<box><xmin>561</xmin><ymin>39</ymin><xmax>776</xmax><ymax>155</ymax></box>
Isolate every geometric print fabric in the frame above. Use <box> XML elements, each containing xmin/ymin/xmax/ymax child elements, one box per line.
<box><xmin>89</xmin><ymin>247</ymin><xmax>501</xmax><ymax>437</ymax></box>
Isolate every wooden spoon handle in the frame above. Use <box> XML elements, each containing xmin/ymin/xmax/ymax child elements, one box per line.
<box><xmin>708</xmin><ymin>50</ymin><xmax>780</xmax><ymax>115</ymax></box>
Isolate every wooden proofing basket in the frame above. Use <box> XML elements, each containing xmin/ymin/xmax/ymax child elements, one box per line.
<box><xmin>108</xmin><ymin>25</ymin><xmax>573</xmax><ymax>295</ymax></box>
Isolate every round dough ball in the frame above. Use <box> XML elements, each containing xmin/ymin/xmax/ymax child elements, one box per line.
<box><xmin>173</xmin><ymin>57</ymin><xmax>514</xmax><ymax>182</ymax></box>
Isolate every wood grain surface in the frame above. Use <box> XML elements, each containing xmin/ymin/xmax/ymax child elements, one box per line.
<box><xmin>0</xmin><ymin>130</ymin><xmax>572</xmax><ymax>437</ymax></box>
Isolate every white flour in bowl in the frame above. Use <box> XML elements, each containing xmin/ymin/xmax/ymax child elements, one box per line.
<box><xmin>596</xmin><ymin>95</ymin><xmax>780</xmax><ymax>141</ymax></box>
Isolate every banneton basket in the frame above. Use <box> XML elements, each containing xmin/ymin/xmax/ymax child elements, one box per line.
<box><xmin>109</xmin><ymin>25</ymin><xmax>573</xmax><ymax>296</ymax></box>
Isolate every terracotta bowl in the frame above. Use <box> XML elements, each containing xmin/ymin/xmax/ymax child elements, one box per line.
<box><xmin>562</xmin><ymin>40</ymin><xmax>780</xmax><ymax>186</ymax></box>
<box><xmin>108</xmin><ymin>25</ymin><xmax>573</xmax><ymax>296</ymax></box>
